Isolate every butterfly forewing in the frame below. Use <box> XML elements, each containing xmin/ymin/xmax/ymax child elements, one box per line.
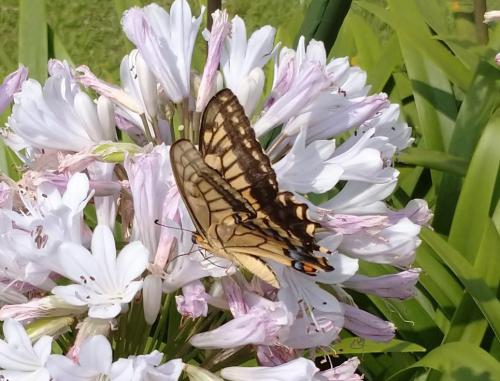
<box><xmin>170</xmin><ymin>139</ymin><xmax>255</xmax><ymax>237</ymax></box>
<box><xmin>199</xmin><ymin>89</ymin><xmax>321</xmax><ymax>248</ymax></box>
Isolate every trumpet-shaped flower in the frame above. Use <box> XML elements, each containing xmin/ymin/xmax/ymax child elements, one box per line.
<box><xmin>0</xmin><ymin>318</ymin><xmax>52</xmax><ymax>381</ymax></box>
<box><xmin>221</xmin><ymin>357</ymin><xmax>318</xmax><ymax>381</ymax></box>
<box><xmin>122</xmin><ymin>1</ymin><xmax>204</xmax><ymax>103</ymax></box>
<box><xmin>8</xmin><ymin>61</ymin><xmax>115</xmax><ymax>152</ymax></box>
<box><xmin>0</xmin><ymin>65</ymin><xmax>28</xmax><ymax>114</ymax></box>
<box><xmin>51</xmin><ymin>225</ymin><xmax>149</xmax><ymax>319</ymax></box>
<box><xmin>220</xmin><ymin>16</ymin><xmax>275</xmax><ymax>115</ymax></box>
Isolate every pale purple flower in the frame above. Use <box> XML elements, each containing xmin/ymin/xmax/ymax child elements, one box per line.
<box><xmin>190</xmin><ymin>277</ymin><xmax>293</xmax><ymax>349</ymax></box>
<box><xmin>342</xmin><ymin>303</ymin><xmax>395</xmax><ymax>342</ymax></box>
<box><xmin>176</xmin><ymin>279</ymin><xmax>209</xmax><ymax>318</ymax></box>
<box><xmin>51</xmin><ymin>225</ymin><xmax>149</xmax><ymax>319</ymax></box>
<box><xmin>196</xmin><ymin>10</ymin><xmax>230</xmax><ymax>112</ymax></box>
<box><xmin>315</xmin><ymin>357</ymin><xmax>363</xmax><ymax>381</ymax></box>
<box><xmin>256</xmin><ymin>345</ymin><xmax>296</xmax><ymax>367</ymax></box>
<box><xmin>221</xmin><ymin>357</ymin><xmax>318</xmax><ymax>381</ymax></box>
<box><xmin>76</xmin><ymin>64</ymin><xmax>142</xmax><ymax>114</ymax></box>
<box><xmin>122</xmin><ymin>1</ymin><xmax>205</xmax><ymax>103</ymax></box>
<box><xmin>0</xmin><ymin>65</ymin><xmax>28</xmax><ymax>113</ymax></box>
<box><xmin>318</xmin><ymin>168</ymin><xmax>399</xmax><ymax>213</ymax></box>
<box><xmin>1</xmin><ymin>173</ymin><xmax>93</xmax><ymax>287</ymax></box>
<box><xmin>254</xmin><ymin>60</ymin><xmax>331</xmax><ymax>137</ymax></box>
<box><xmin>0</xmin><ymin>318</ymin><xmax>52</xmax><ymax>381</ymax></box>
<box><xmin>274</xmin><ymin>127</ymin><xmax>394</xmax><ymax>194</ymax></box>
<box><xmin>125</xmin><ymin>144</ymin><xmax>174</xmax><ymax>259</ymax></box>
<box><xmin>8</xmin><ymin>61</ymin><xmax>116</xmax><ymax>152</ymax></box>
<box><xmin>221</xmin><ymin>16</ymin><xmax>276</xmax><ymax>115</ymax></box>
<box><xmin>0</xmin><ymin>296</ymin><xmax>86</xmax><ymax>323</ymax></box>
<box><xmin>344</xmin><ymin>269</ymin><xmax>421</xmax><ymax>300</ymax></box>
<box><xmin>339</xmin><ymin>217</ymin><xmax>421</xmax><ymax>266</ymax></box>
<box><xmin>47</xmin><ymin>335</ymin><xmax>117</xmax><ymax>380</ymax></box>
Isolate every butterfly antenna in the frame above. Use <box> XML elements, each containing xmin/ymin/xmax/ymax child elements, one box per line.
<box><xmin>168</xmin><ymin>249</ymin><xmax>200</xmax><ymax>262</ymax></box>
<box><xmin>198</xmin><ymin>249</ymin><xmax>228</xmax><ymax>270</ymax></box>
<box><xmin>154</xmin><ymin>219</ymin><xmax>196</xmax><ymax>234</ymax></box>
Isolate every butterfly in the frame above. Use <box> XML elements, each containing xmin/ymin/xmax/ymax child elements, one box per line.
<box><xmin>170</xmin><ymin>89</ymin><xmax>333</xmax><ymax>288</ymax></box>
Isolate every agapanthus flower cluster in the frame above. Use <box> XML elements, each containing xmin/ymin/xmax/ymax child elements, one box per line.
<box><xmin>0</xmin><ymin>1</ymin><xmax>430</xmax><ymax>380</ymax></box>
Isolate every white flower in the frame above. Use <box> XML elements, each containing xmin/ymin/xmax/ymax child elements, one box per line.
<box><xmin>47</xmin><ymin>335</ymin><xmax>120</xmax><ymax>381</ymax></box>
<box><xmin>0</xmin><ymin>319</ymin><xmax>51</xmax><ymax>381</ymax></box>
<box><xmin>221</xmin><ymin>357</ymin><xmax>318</xmax><ymax>381</ymax></box>
<box><xmin>51</xmin><ymin>225</ymin><xmax>149</xmax><ymax>319</ymax></box>
<box><xmin>221</xmin><ymin>16</ymin><xmax>276</xmax><ymax>115</ymax></box>
<box><xmin>8</xmin><ymin>61</ymin><xmax>116</xmax><ymax>152</ymax></box>
<box><xmin>122</xmin><ymin>1</ymin><xmax>205</xmax><ymax>103</ymax></box>
<box><xmin>0</xmin><ymin>173</ymin><xmax>93</xmax><ymax>288</ymax></box>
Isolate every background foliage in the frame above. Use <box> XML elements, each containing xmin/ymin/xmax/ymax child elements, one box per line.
<box><xmin>1</xmin><ymin>0</ymin><xmax>499</xmax><ymax>380</ymax></box>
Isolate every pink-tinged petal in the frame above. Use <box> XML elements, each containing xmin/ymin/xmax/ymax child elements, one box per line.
<box><xmin>196</xmin><ymin>9</ymin><xmax>230</xmax><ymax>112</ymax></box>
<box><xmin>143</xmin><ymin>274</ymin><xmax>163</xmax><ymax>325</ymax></box>
<box><xmin>116</xmin><ymin>241</ymin><xmax>149</xmax><ymax>286</ymax></box>
<box><xmin>190</xmin><ymin>314</ymin><xmax>270</xmax><ymax>348</ymax></box>
<box><xmin>175</xmin><ymin>280</ymin><xmax>209</xmax><ymax>318</ymax></box>
<box><xmin>339</xmin><ymin>217</ymin><xmax>421</xmax><ymax>266</ymax></box>
<box><xmin>75</xmin><ymin>65</ymin><xmax>142</xmax><ymax>114</ymax></box>
<box><xmin>282</xmin><ymin>310</ymin><xmax>344</xmax><ymax>349</ymax></box>
<box><xmin>0</xmin><ymin>65</ymin><xmax>28</xmax><ymax>113</ymax></box>
<box><xmin>256</xmin><ymin>345</ymin><xmax>296</xmax><ymax>367</ymax></box>
<box><xmin>344</xmin><ymin>269</ymin><xmax>421</xmax><ymax>300</ymax></box>
<box><xmin>342</xmin><ymin>303</ymin><xmax>395</xmax><ymax>342</ymax></box>
<box><xmin>221</xmin><ymin>357</ymin><xmax>318</xmax><ymax>381</ymax></box>
<box><xmin>46</xmin><ymin>355</ymin><xmax>86</xmax><ymax>381</ymax></box>
<box><xmin>318</xmin><ymin>357</ymin><xmax>363</xmax><ymax>380</ymax></box>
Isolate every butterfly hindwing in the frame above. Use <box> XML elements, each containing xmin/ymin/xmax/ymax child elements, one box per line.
<box><xmin>199</xmin><ymin>89</ymin><xmax>322</xmax><ymax>250</ymax></box>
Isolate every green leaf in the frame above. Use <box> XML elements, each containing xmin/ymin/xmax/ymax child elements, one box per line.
<box><xmin>357</xmin><ymin>0</ymin><xmax>472</xmax><ymax>90</ymax></box>
<box><xmin>18</xmin><ymin>0</ymin><xmax>47</xmax><ymax>82</ymax></box>
<box><xmin>397</xmin><ymin>148</ymin><xmax>468</xmax><ymax>177</ymax></box>
<box><xmin>448</xmin><ymin>110</ymin><xmax>500</xmax><ymax>260</ymax></box>
<box><xmin>297</xmin><ymin>0</ymin><xmax>352</xmax><ymax>53</ymax></box>
<box><xmin>333</xmin><ymin>337</ymin><xmax>426</xmax><ymax>354</ymax></box>
<box><xmin>420</xmin><ymin>228</ymin><xmax>500</xmax><ymax>342</ymax></box>
<box><xmin>369</xmin><ymin>34</ymin><xmax>402</xmax><ymax>93</ymax></box>
<box><xmin>388</xmin><ymin>0</ymin><xmax>457</xmax><ymax>154</ymax></box>
<box><xmin>389</xmin><ymin>343</ymin><xmax>500</xmax><ymax>381</ymax></box>
<box><xmin>434</xmin><ymin>61</ymin><xmax>500</xmax><ymax>233</ymax></box>
<box><xmin>347</xmin><ymin>12</ymin><xmax>381</xmax><ymax>71</ymax></box>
